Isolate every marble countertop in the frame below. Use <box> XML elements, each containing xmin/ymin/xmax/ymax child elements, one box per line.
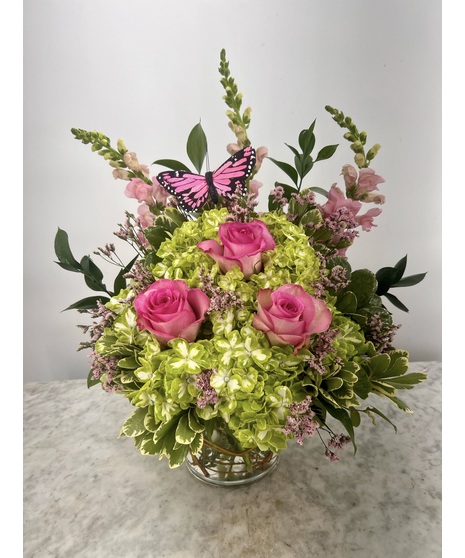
<box><xmin>23</xmin><ymin>362</ymin><xmax>441</xmax><ymax>558</ymax></box>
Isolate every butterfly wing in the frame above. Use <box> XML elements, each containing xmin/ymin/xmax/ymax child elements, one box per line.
<box><xmin>211</xmin><ymin>146</ymin><xmax>256</xmax><ymax>199</ymax></box>
<box><xmin>156</xmin><ymin>146</ymin><xmax>256</xmax><ymax>212</ymax></box>
<box><xmin>156</xmin><ymin>170</ymin><xmax>210</xmax><ymax>212</ymax></box>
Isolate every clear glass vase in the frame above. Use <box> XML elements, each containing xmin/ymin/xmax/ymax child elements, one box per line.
<box><xmin>185</xmin><ymin>426</ymin><xmax>279</xmax><ymax>487</ymax></box>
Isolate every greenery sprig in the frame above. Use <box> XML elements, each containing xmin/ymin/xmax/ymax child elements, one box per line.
<box><xmin>218</xmin><ymin>49</ymin><xmax>251</xmax><ymax>148</ymax></box>
<box><xmin>324</xmin><ymin>106</ymin><xmax>381</xmax><ymax>169</ymax></box>
<box><xmin>71</xmin><ymin>128</ymin><xmax>152</xmax><ymax>184</ymax></box>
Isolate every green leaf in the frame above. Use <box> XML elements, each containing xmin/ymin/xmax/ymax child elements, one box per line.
<box><xmin>363</xmin><ymin>406</ymin><xmax>398</xmax><ymax>432</ymax></box>
<box><xmin>186</xmin><ymin>122</ymin><xmax>208</xmax><ymax>173</ymax></box>
<box><xmin>120</xmin><ymin>407</ymin><xmax>148</xmax><ymax>437</ymax></box>
<box><xmin>188</xmin><ymin>409</ymin><xmax>205</xmax><ymax>433</ymax></box>
<box><xmin>392</xmin><ymin>273</ymin><xmax>428</xmax><ymax>288</ymax></box>
<box><xmin>63</xmin><ymin>295</ymin><xmax>110</xmax><ymax>311</ymax></box>
<box><xmin>375</xmin><ymin>266</ymin><xmax>398</xmax><ymax>295</ymax></box>
<box><xmin>309</xmin><ymin>186</ymin><xmax>329</xmax><ymax>198</ymax></box>
<box><xmin>87</xmin><ymin>370</ymin><xmax>100</xmax><ymax>388</ymax></box>
<box><xmin>285</xmin><ymin>143</ymin><xmax>300</xmax><ymax>157</ymax></box>
<box><xmin>315</xmin><ymin>144</ymin><xmax>338</xmax><ymax>162</ymax></box>
<box><xmin>393</xmin><ymin>255</ymin><xmax>408</xmax><ymax>282</ymax></box>
<box><xmin>384</xmin><ymin>292</ymin><xmax>409</xmax><ymax>312</ymax></box>
<box><xmin>268</xmin><ymin>157</ymin><xmax>299</xmax><ymax>186</ymax></box>
<box><xmin>382</xmin><ymin>372</ymin><xmax>428</xmax><ymax>389</ymax></box>
<box><xmin>324</xmin><ymin>404</ymin><xmax>357</xmax><ymax>454</ymax></box>
<box><xmin>175</xmin><ymin>413</ymin><xmax>197</xmax><ymax>445</ymax></box>
<box><xmin>366</xmin><ymin>354</ymin><xmax>391</xmax><ymax>378</ymax></box>
<box><xmin>152</xmin><ymin>158</ymin><xmax>192</xmax><ymax>172</ymax></box>
<box><xmin>336</xmin><ymin>291</ymin><xmax>358</xmax><ymax>314</ymax></box>
<box><xmin>347</xmin><ymin>269</ymin><xmax>377</xmax><ymax>309</ymax></box>
<box><xmin>54</xmin><ymin>228</ymin><xmax>82</xmax><ymax>271</ymax></box>
<box><xmin>113</xmin><ymin>255</ymin><xmax>138</xmax><ymax>295</ymax></box>
<box><xmin>298</xmin><ymin>122</ymin><xmax>316</xmax><ymax>156</ymax></box>
<box><xmin>143</xmin><ymin>226</ymin><xmax>169</xmax><ymax>251</ymax></box>
<box><xmin>80</xmin><ymin>255</ymin><xmax>107</xmax><ymax>292</ymax></box>
<box><xmin>350</xmin><ymin>408</ymin><xmax>361</xmax><ymax>428</ymax></box>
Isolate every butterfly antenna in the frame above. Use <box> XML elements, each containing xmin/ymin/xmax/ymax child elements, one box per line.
<box><xmin>205</xmin><ymin>150</ymin><xmax>210</xmax><ymax>172</ymax></box>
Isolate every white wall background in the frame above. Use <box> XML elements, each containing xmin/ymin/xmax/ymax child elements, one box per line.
<box><xmin>23</xmin><ymin>0</ymin><xmax>442</xmax><ymax>383</ymax></box>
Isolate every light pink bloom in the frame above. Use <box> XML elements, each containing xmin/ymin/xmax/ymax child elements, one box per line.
<box><xmin>253</xmin><ymin>284</ymin><xmax>332</xmax><ymax>352</ymax></box>
<box><xmin>137</xmin><ymin>203</ymin><xmax>155</xmax><ymax>229</ymax></box>
<box><xmin>125</xmin><ymin>178</ymin><xmax>155</xmax><ymax>205</ymax></box>
<box><xmin>358</xmin><ymin>168</ymin><xmax>385</xmax><ymax>193</ymax></box>
<box><xmin>356</xmin><ymin>207</ymin><xmax>382</xmax><ymax>231</ymax></box>
<box><xmin>226</xmin><ymin>143</ymin><xmax>241</xmax><ymax>155</ymax></box>
<box><xmin>320</xmin><ymin>185</ymin><xmax>362</xmax><ymax>218</ymax></box>
<box><xmin>123</xmin><ymin>151</ymin><xmax>142</xmax><ymax>172</ymax></box>
<box><xmin>341</xmin><ymin>164</ymin><xmax>358</xmax><ymax>189</ymax></box>
<box><xmin>140</xmin><ymin>164</ymin><xmax>150</xmax><ymax>178</ymax></box>
<box><xmin>151</xmin><ymin>177</ymin><xmax>170</xmax><ymax>206</ymax></box>
<box><xmin>249</xmin><ymin>179</ymin><xmax>262</xmax><ymax>199</ymax></box>
<box><xmin>198</xmin><ymin>220</ymin><xmax>275</xmax><ymax>279</ymax></box>
<box><xmin>255</xmin><ymin>146</ymin><xmax>268</xmax><ymax>171</ymax></box>
<box><xmin>112</xmin><ymin>168</ymin><xmax>131</xmax><ymax>181</ymax></box>
<box><xmin>363</xmin><ymin>191</ymin><xmax>385</xmax><ymax>204</ymax></box>
<box><xmin>134</xmin><ymin>279</ymin><xmax>210</xmax><ymax>345</ymax></box>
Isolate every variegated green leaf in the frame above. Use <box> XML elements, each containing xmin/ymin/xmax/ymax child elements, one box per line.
<box><xmin>175</xmin><ymin>413</ymin><xmax>197</xmax><ymax>445</ymax></box>
<box><xmin>120</xmin><ymin>407</ymin><xmax>148</xmax><ymax>438</ymax></box>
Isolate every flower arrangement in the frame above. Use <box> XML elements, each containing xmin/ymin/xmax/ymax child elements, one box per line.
<box><xmin>55</xmin><ymin>50</ymin><xmax>427</xmax><ymax>476</ymax></box>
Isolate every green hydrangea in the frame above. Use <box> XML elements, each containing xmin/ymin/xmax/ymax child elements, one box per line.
<box><xmin>91</xmin><ymin>208</ymin><xmax>423</xmax><ymax>468</ymax></box>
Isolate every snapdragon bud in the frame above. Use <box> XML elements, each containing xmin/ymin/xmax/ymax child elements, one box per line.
<box><xmin>354</xmin><ymin>153</ymin><xmax>365</xmax><ymax>168</ymax></box>
<box><xmin>117</xmin><ymin>138</ymin><xmax>127</xmax><ymax>153</ymax></box>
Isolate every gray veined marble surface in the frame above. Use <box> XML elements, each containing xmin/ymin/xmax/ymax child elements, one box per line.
<box><xmin>23</xmin><ymin>362</ymin><xmax>441</xmax><ymax>558</ymax></box>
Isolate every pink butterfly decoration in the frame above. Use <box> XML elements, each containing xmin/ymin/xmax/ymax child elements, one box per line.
<box><xmin>157</xmin><ymin>146</ymin><xmax>256</xmax><ymax>212</ymax></box>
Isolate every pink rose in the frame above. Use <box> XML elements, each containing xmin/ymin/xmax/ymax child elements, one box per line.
<box><xmin>253</xmin><ymin>284</ymin><xmax>332</xmax><ymax>352</ymax></box>
<box><xmin>134</xmin><ymin>279</ymin><xmax>210</xmax><ymax>345</ymax></box>
<box><xmin>198</xmin><ymin>220</ymin><xmax>276</xmax><ymax>279</ymax></box>
<box><xmin>125</xmin><ymin>178</ymin><xmax>155</xmax><ymax>205</ymax></box>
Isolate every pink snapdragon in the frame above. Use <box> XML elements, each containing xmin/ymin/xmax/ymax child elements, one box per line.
<box><xmin>356</xmin><ymin>207</ymin><xmax>382</xmax><ymax>231</ymax></box>
<box><xmin>137</xmin><ymin>203</ymin><xmax>155</xmax><ymax>228</ymax></box>
<box><xmin>320</xmin><ymin>185</ymin><xmax>362</xmax><ymax>219</ymax></box>
<box><xmin>125</xmin><ymin>178</ymin><xmax>155</xmax><ymax>205</ymax></box>
<box><xmin>342</xmin><ymin>164</ymin><xmax>385</xmax><ymax>202</ymax></box>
